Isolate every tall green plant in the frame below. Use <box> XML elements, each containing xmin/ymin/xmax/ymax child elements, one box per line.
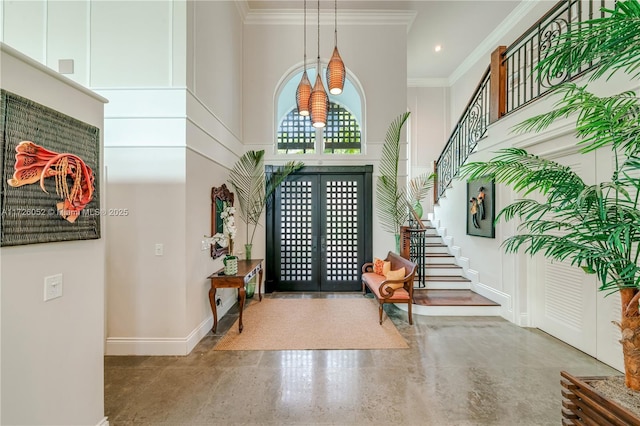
<box><xmin>376</xmin><ymin>112</ymin><xmax>435</xmax><ymax>236</ymax></box>
<box><xmin>461</xmin><ymin>0</ymin><xmax>640</xmax><ymax>390</ymax></box>
<box><xmin>228</xmin><ymin>150</ymin><xmax>303</xmax><ymax>246</ymax></box>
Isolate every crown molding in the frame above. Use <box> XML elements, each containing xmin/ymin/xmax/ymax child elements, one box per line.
<box><xmin>243</xmin><ymin>9</ymin><xmax>416</xmax><ymax>30</ymax></box>
<box><xmin>408</xmin><ymin>78</ymin><xmax>449</xmax><ymax>88</ymax></box>
<box><xmin>448</xmin><ymin>0</ymin><xmax>542</xmax><ymax>86</ymax></box>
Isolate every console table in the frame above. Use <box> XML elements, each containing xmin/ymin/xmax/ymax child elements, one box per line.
<box><xmin>207</xmin><ymin>259</ymin><xmax>263</xmax><ymax>334</ymax></box>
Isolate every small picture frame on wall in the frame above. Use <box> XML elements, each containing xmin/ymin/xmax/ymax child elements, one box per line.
<box><xmin>467</xmin><ymin>177</ymin><xmax>495</xmax><ymax>238</ymax></box>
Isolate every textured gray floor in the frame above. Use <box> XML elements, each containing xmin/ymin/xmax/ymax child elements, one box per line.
<box><xmin>105</xmin><ymin>292</ymin><xmax>620</xmax><ymax>425</ymax></box>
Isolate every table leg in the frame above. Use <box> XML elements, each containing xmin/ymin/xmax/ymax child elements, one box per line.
<box><xmin>238</xmin><ymin>286</ymin><xmax>246</xmax><ymax>333</ymax></box>
<box><xmin>258</xmin><ymin>265</ymin><xmax>264</xmax><ymax>302</ymax></box>
<box><xmin>209</xmin><ymin>286</ymin><xmax>218</xmax><ymax>334</ymax></box>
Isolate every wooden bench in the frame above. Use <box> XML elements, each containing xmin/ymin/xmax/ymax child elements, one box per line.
<box><xmin>361</xmin><ymin>251</ymin><xmax>417</xmax><ymax>325</ymax></box>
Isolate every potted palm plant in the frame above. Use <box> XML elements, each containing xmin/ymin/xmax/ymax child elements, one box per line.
<box><xmin>376</xmin><ymin>112</ymin><xmax>435</xmax><ymax>252</ymax></box>
<box><xmin>228</xmin><ymin>150</ymin><xmax>303</xmax><ymax>260</ymax></box>
<box><xmin>461</xmin><ymin>0</ymin><xmax>640</xmax><ymax>420</ymax></box>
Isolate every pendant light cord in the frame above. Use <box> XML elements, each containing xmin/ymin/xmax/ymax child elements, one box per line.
<box><xmin>334</xmin><ymin>0</ymin><xmax>338</xmax><ymax>46</ymax></box>
<box><xmin>303</xmin><ymin>0</ymin><xmax>307</xmax><ymax>67</ymax></box>
<box><xmin>317</xmin><ymin>0</ymin><xmax>321</xmax><ymax>71</ymax></box>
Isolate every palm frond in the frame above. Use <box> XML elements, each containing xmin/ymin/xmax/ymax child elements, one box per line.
<box><xmin>229</xmin><ymin>150</ymin><xmax>303</xmax><ymax>245</ymax></box>
<box><xmin>460</xmin><ymin>148</ymin><xmax>586</xmax><ymax>200</ymax></box>
<box><xmin>408</xmin><ymin>173</ymin><xmax>436</xmax><ymax>204</ymax></box>
<box><xmin>536</xmin><ymin>0</ymin><xmax>640</xmax><ymax>81</ymax></box>
<box><xmin>228</xmin><ymin>150</ymin><xmax>265</xmax><ymax>225</ymax></box>
<box><xmin>513</xmin><ymin>84</ymin><xmax>640</xmax><ymax>156</ymax></box>
<box><xmin>376</xmin><ymin>112</ymin><xmax>411</xmax><ymax>235</ymax></box>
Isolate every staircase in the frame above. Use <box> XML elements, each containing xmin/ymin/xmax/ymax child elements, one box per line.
<box><xmin>398</xmin><ymin>219</ymin><xmax>501</xmax><ymax>317</ymax></box>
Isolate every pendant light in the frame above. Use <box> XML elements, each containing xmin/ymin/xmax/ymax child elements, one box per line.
<box><xmin>326</xmin><ymin>0</ymin><xmax>345</xmax><ymax>95</ymax></box>
<box><xmin>296</xmin><ymin>0</ymin><xmax>311</xmax><ymax>116</ymax></box>
<box><xmin>309</xmin><ymin>0</ymin><xmax>328</xmax><ymax>128</ymax></box>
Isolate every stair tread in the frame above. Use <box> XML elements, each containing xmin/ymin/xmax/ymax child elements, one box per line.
<box><xmin>425</xmin><ymin>253</ymin><xmax>454</xmax><ymax>257</ymax></box>
<box><xmin>413</xmin><ymin>289</ymin><xmax>500</xmax><ymax>306</ymax></box>
<box><xmin>424</xmin><ymin>275</ymin><xmax>470</xmax><ymax>281</ymax></box>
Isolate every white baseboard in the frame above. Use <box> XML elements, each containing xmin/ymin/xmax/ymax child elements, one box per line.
<box><xmin>470</xmin><ymin>277</ymin><xmax>512</xmax><ymax>319</ymax></box>
<box><xmin>186</xmin><ymin>315</ymin><xmax>214</xmax><ymax>354</ymax></box>
<box><xmin>97</xmin><ymin>417</ymin><xmax>109</xmax><ymax>426</ymax></box>
<box><xmin>105</xmin><ymin>315</ymin><xmax>213</xmax><ymax>356</ymax></box>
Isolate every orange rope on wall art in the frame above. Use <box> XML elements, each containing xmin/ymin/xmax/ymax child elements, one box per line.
<box><xmin>7</xmin><ymin>141</ymin><xmax>95</xmax><ymax>223</ymax></box>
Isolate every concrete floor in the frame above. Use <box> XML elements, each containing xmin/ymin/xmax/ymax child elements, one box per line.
<box><xmin>105</xmin><ymin>293</ymin><xmax>620</xmax><ymax>425</ymax></box>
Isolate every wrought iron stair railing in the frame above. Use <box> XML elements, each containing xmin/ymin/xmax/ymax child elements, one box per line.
<box><xmin>433</xmin><ymin>0</ymin><xmax>604</xmax><ymax>203</ymax></box>
<box><xmin>434</xmin><ymin>66</ymin><xmax>490</xmax><ymax>201</ymax></box>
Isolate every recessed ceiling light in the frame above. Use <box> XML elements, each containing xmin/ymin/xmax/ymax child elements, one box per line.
<box><xmin>435</xmin><ymin>45</ymin><xmax>442</xmax><ymax>52</ymax></box>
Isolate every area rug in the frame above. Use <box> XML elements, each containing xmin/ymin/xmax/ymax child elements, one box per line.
<box><xmin>214</xmin><ymin>298</ymin><xmax>409</xmax><ymax>350</ymax></box>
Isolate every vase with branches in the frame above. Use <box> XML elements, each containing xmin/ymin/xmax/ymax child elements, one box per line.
<box><xmin>461</xmin><ymin>0</ymin><xmax>640</xmax><ymax>390</ymax></box>
<box><xmin>376</xmin><ymin>112</ymin><xmax>435</xmax><ymax>252</ymax></box>
<box><xmin>228</xmin><ymin>150</ymin><xmax>303</xmax><ymax>260</ymax></box>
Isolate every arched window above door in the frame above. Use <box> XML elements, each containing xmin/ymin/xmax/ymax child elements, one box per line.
<box><xmin>276</xmin><ymin>66</ymin><xmax>364</xmax><ymax>155</ymax></box>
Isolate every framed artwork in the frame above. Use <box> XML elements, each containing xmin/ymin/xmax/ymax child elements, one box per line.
<box><xmin>467</xmin><ymin>177</ymin><xmax>495</xmax><ymax>238</ymax></box>
<box><xmin>211</xmin><ymin>184</ymin><xmax>234</xmax><ymax>259</ymax></box>
<box><xmin>1</xmin><ymin>90</ymin><xmax>101</xmax><ymax>246</ymax></box>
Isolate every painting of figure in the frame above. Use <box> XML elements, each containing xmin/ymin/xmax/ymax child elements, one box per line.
<box><xmin>466</xmin><ymin>178</ymin><xmax>494</xmax><ymax>238</ymax></box>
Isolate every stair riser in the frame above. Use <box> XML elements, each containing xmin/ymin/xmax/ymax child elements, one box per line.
<box><xmin>416</xmin><ymin>282</ymin><xmax>471</xmax><ymax>290</ymax></box>
<box><xmin>424</xmin><ymin>246</ymin><xmax>449</xmax><ymax>254</ymax></box>
<box><xmin>407</xmin><ymin>305</ymin><xmax>502</xmax><ymax>317</ymax></box>
<box><xmin>424</xmin><ymin>257</ymin><xmax>456</xmax><ymax>265</ymax></box>
<box><xmin>422</xmin><ymin>268</ymin><xmax>463</xmax><ymax>276</ymax></box>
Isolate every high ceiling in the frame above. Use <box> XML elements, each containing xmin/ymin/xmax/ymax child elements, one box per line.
<box><xmin>246</xmin><ymin>0</ymin><xmax>523</xmax><ymax>81</ymax></box>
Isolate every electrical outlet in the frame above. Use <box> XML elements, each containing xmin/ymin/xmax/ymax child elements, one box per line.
<box><xmin>44</xmin><ymin>274</ymin><xmax>63</xmax><ymax>301</ymax></box>
<box><xmin>155</xmin><ymin>243</ymin><xmax>163</xmax><ymax>256</ymax></box>
<box><xmin>201</xmin><ymin>240</ymin><xmax>209</xmax><ymax>251</ymax></box>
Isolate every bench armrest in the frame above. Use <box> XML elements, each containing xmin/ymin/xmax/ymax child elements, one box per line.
<box><xmin>362</xmin><ymin>262</ymin><xmax>374</xmax><ymax>273</ymax></box>
<box><xmin>378</xmin><ymin>277</ymin><xmax>410</xmax><ymax>298</ymax></box>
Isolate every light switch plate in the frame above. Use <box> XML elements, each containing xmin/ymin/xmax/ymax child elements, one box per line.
<box><xmin>44</xmin><ymin>274</ymin><xmax>63</xmax><ymax>301</ymax></box>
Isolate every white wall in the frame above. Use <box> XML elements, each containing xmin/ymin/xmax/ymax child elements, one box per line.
<box><xmin>0</xmin><ymin>43</ymin><xmax>107</xmax><ymax>426</ymax></box>
<box><xmin>407</xmin><ymin>85</ymin><xmax>449</xmax><ymax>214</ymax></box>
<box><xmin>191</xmin><ymin>0</ymin><xmax>244</xmax><ymax>138</ymax></box>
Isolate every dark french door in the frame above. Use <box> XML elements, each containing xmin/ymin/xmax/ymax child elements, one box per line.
<box><xmin>265</xmin><ymin>166</ymin><xmax>372</xmax><ymax>292</ymax></box>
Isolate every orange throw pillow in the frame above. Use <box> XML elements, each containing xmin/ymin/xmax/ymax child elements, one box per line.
<box><xmin>373</xmin><ymin>258</ymin><xmax>391</xmax><ymax>276</ymax></box>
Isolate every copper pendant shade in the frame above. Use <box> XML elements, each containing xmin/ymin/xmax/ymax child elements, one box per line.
<box><xmin>310</xmin><ymin>73</ymin><xmax>328</xmax><ymax>128</ymax></box>
<box><xmin>327</xmin><ymin>46</ymin><xmax>345</xmax><ymax>95</ymax></box>
<box><xmin>296</xmin><ymin>70</ymin><xmax>312</xmax><ymax>116</ymax></box>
